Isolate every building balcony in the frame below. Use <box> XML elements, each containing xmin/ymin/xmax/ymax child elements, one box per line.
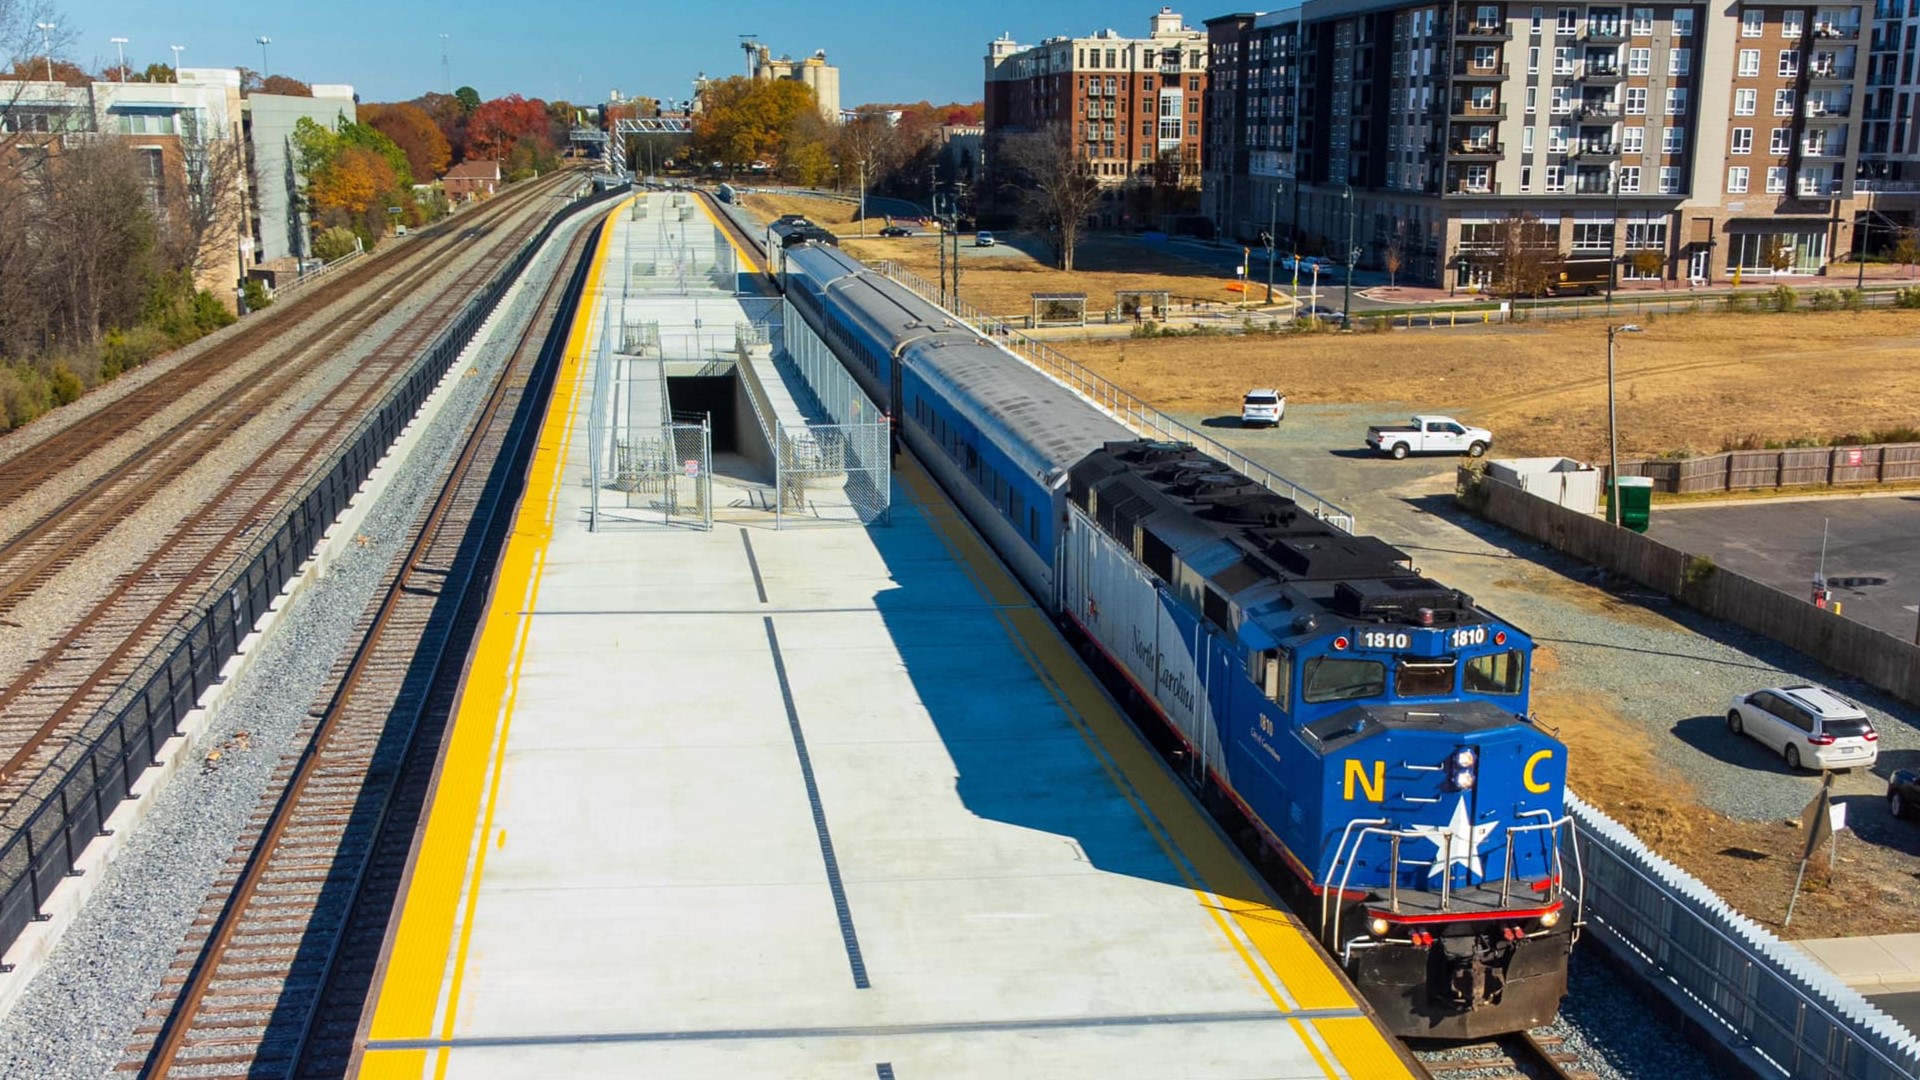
<box><xmin>1457</xmin><ymin>22</ymin><xmax>1515</xmax><ymax>40</ymax></box>
<box><xmin>1577</xmin><ymin>102</ymin><xmax>1622</xmax><ymax>119</ymax></box>
<box><xmin>1447</xmin><ymin>179</ymin><xmax>1502</xmax><ymax>194</ymax></box>
<box><xmin>1452</xmin><ymin>61</ymin><xmax>1510</xmax><ymax>78</ymax></box>
<box><xmin>1854</xmin><ymin>178</ymin><xmax>1920</xmax><ymax>193</ymax></box>
<box><xmin>1797</xmin><ymin>178</ymin><xmax>1845</xmax><ymax>198</ymax></box>
<box><xmin>1580</xmin><ymin>64</ymin><xmax>1626</xmax><ymax>82</ymax></box>
<box><xmin>1451</xmin><ymin>102</ymin><xmax>1508</xmax><ymax>119</ymax></box>
<box><xmin>1811</xmin><ymin>23</ymin><xmax>1860</xmax><ymax>39</ymax></box>
<box><xmin>1569</xmin><ymin>142</ymin><xmax>1620</xmax><ymax>158</ymax></box>
<box><xmin>1807</xmin><ymin>65</ymin><xmax>1857</xmax><ymax>82</ymax></box>
<box><xmin>1799</xmin><ymin>143</ymin><xmax>1848</xmax><ymax>158</ymax></box>
<box><xmin>1803</xmin><ymin>104</ymin><xmax>1852</xmax><ymax>121</ymax></box>
<box><xmin>1584</xmin><ymin>25</ymin><xmax>1629</xmax><ymax>43</ymax></box>
<box><xmin>1449</xmin><ymin>140</ymin><xmax>1506</xmax><ymax>156</ymax></box>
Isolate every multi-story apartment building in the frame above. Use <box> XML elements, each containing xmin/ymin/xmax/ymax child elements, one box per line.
<box><xmin>984</xmin><ymin>7</ymin><xmax>1210</xmax><ymax>227</ymax></box>
<box><xmin>1206</xmin><ymin>0</ymin><xmax>1915</xmax><ymax>287</ymax></box>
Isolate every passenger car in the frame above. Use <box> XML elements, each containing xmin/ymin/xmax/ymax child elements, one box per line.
<box><xmin>1889</xmin><ymin>769</ymin><xmax>1920</xmax><ymax>819</ymax></box>
<box><xmin>1282</xmin><ymin>254</ymin><xmax>1334</xmax><ymax>273</ymax></box>
<box><xmin>1241</xmin><ymin>389</ymin><xmax>1286</xmax><ymax>427</ymax></box>
<box><xmin>1726</xmin><ymin>685</ymin><xmax>1878</xmax><ymax>771</ymax></box>
<box><xmin>1296</xmin><ymin>304</ymin><xmax>1347</xmax><ymax>325</ymax></box>
<box><xmin>974</xmin><ymin>230</ymin><xmax>996</xmax><ymax>247</ymax></box>
<box><xmin>878</xmin><ymin>225</ymin><xmax>912</xmax><ymax>237</ymax></box>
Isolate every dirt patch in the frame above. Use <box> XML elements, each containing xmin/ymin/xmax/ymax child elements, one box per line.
<box><xmin>1538</xmin><ymin>684</ymin><xmax>1920</xmax><ymax>938</ymax></box>
<box><xmin>1061</xmin><ymin>313</ymin><xmax>1920</xmax><ymax>461</ymax></box>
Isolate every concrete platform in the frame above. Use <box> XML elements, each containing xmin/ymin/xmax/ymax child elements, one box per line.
<box><xmin>354</xmin><ymin>200</ymin><xmax>1411</xmax><ymax>1079</ymax></box>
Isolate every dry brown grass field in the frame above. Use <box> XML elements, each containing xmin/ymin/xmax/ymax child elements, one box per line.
<box><xmin>1064</xmin><ymin>313</ymin><xmax>1920</xmax><ymax>461</ymax></box>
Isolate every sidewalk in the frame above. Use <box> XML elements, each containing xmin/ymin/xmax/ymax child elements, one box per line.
<box><xmin>1359</xmin><ymin>267</ymin><xmax>1920</xmax><ymax>306</ymax></box>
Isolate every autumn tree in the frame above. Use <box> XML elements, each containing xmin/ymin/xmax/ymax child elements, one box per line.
<box><xmin>693</xmin><ymin>76</ymin><xmax>817</xmax><ymax>171</ymax></box>
<box><xmin>468</xmin><ymin>94</ymin><xmax>553</xmax><ymax>159</ymax></box>
<box><xmin>136</xmin><ymin>61</ymin><xmax>172</xmax><ymax>83</ymax></box>
<box><xmin>1487</xmin><ymin>212</ymin><xmax>1564</xmax><ymax>298</ymax></box>
<box><xmin>411</xmin><ymin>91</ymin><xmax>470</xmax><ymax>163</ymax></box>
<box><xmin>995</xmin><ymin>123</ymin><xmax>1102</xmax><ymax>271</ymax></box>
<box><xmin>258</xmin><ymin>74</ymin><xmax>311</xmax><ymax>97</ymax></box>
<box><xmin>362</xmin><ymin>101</ymin><xmax>451</xmax><ymax>179</ymax></box>
<box><xmin>1893</xmin><ymin>228</ymin><xmax>1920</xmax><ymax>274</ymax></box>
<box><xmin>292</xmin><ymin>115</ymin><xmax>422</xmax><ymax>245</ymax></box>
<box><xmin>454</xmin><ymin>85</ymin><xmax>480</xmax><ymax>112</ymax></box>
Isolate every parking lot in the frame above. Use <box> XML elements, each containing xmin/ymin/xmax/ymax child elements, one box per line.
<box><xmin>1178</xmin><ymin>402</ymin><xmax>1920</xmax><ymax>936</ymax></box>
<box><xmin>1648</xmin><ymin>495</ymin><xmax>1920</xmax><ymax>641</ymax></box>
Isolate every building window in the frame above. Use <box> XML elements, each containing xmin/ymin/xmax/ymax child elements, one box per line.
<box><xmin>1727</xmin><ymin>166</ymin><xmax>1750</xmax><ymax>192</ymax></box>
<box><xmin>1669</xmin><ymin>47</ymin><xmax>1690</xmax><ymax>75</ymax></box>
<box><xmin>1573</xmin><ymin>221</ymin><xmax>1614</xmax><ymax>249</ymax></box>
<box><xmin>1734</xmin><ymin>88</ymin><xmax>1757</xmax><ymax>115</ymax></box>
<box><xmin>1551</xmin><ymin>85</ymin><xmax>1571</xmax><ymax>112</ymax></box>
<box><xmin>1662</xmin><ymin>125</ymin><xmax>1685</xmax><ymax>153</ymax></box>
<box><xmin>1737</xmin><ymin>49</ymin><xmax>1759</xmax><ymax>76</ymax></box>
<box><xmin>1742</xmin><ymin>9</ymin><xmax>1765</xmax><ymax>36</ymax></box>
<box><xmin>1467</xmin><ymin>163</ymin><xmax>1492</xmax><ymax>190</ymax></box>
<box><xmin>1731</xmin><ymin>127</ymin><xmax>1753</xmax><ymax>154</ymax></box>
<box><xmin>1769</xmin><ymin>127</ymin><xmax>1791</xmax><ymax>153</ymax></box>
<box><xmin>1766</xmin><ymin>166</ymin><xmax>1786</xmax><ymax>192</ymax></box>
<box><xmin>1781</xmin><ymin>11</ymin><xmax>1802</xmax><ymax>37</ymax></box>
<box><xmin>1528</xmin><ymin>45</ymin><xmax>1541</xmax><ymax>71</ymax></box>
<box><xmin>1545</xmin><ymin>164</ymin><xmax>1565</xmax><ymax>190</ymax></box>
<box><xmin>1106</xmin><ymin>48</ymin><xmax>1118</xmax><ymax>66</ymax></box>
<box><xmin>1631</xmin><ymin>7</ymin><xmax>1654</xmax><ymax>35</ymax></box>
<box><xmin>1520</xmin><ymin>163</ymin><xmax>1534</xmax><ymax>190</ymax></box>
<box><xmin>1773</xmin><ymin>88</ymin><xmax>1795</xmax><ymax>115</ymax></box>
<box><xmin>1659</xmin><ymin>165</ymin><xmax>1681</xmax><ymax>192</ymax></box>
<box><xmin>1526</xmin><ymin>86</ymin><xmax>1539</xmax><ymax>113</ymax></box>
<box><xmin>1190</xmin><ymin>76</ymin><xmax>1201</xmax><ymax>90</ymax></box>
<box><xmin>1474</xmin><ymin>85</ymin><xmax>1497</xmax><ymax>109</ymax></box>
<box><xmin>1625</xmin><ymin>219</ymin><xmax>1666</xmax><ymax>248</ymax></box>
<box><xmin>1629</xmin><ymin>47</ymin><xmax>1651</xmax><ymax>74</ymax></box>
<box><xmin>1622</xmin><ymin>125</ymin><xmax>1644</xmax><ymax>152</ymax></box>
<box><xmin>1777</xmin><ymin>50</ymin><xmax>1799</xmax><ymax>76</ymax></box>
<box><xmin>1523</xmin><ymin>126</ymin><xmax>1536</xmax><ymax>152</ymax></box>
<box><xmin>1619</xmin><ymin>164</ymin><xmax>1641</xmax><ymax>191</ymax></box>
<box><xmin>1666</xmin><ymin>87</ymin><xmax>1688</xmax><ymax>115</ymax></box>
<box><xmin>1557</xmin><ymin>7</ymin><xmax>1578</xmax><ymax>34</ymax></box>
<box><xmin>1555</xmin><ymin>46</ymin><xmax>1574</xmax><ymax>72</ymax></box>
<box><xmin>1626</xmin><ymin>86</ymin><xmax>1647</xmax><ymax>114</ymax></box>
<box><xmin>1476</xmin><ymin>4</ymin><xmax>1502</xmax><ymax>29</ymax></box>
<box><xmin>1672</xmin><ymin>9</ymin><xmax>1693</xmax><ymax>36</ymax></box>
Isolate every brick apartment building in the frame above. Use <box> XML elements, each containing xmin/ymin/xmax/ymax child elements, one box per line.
<box><xmin>984</xmin><ymin>7</ymin><xmax>1211</xmax><ymax>228</ymax></box>
<box><xmin>1203</xmin><ymin>0</ymin><xmax>1919</xmax><ymax>288</ymax></box>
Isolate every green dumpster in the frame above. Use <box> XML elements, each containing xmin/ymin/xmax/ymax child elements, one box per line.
<box><xmin>1612</xmin><ymin>475</ymin><xmax>1653</xmax><ymax>532</ymax></box>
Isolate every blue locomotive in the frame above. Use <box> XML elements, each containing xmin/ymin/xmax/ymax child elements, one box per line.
<box><xmin>778</xmin><ymin>239</ymin><xmax>1578</xmax><ymax>1039</ymax></box>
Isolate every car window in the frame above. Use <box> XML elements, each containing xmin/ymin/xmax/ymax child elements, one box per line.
<box><xmin>1447</xmin><ymin>423</ymin><xmax>1466</xmax><ymax>434</ymax></box>
<box><xmin>1748</xmin><ymin>691</ymin><xmax>1776</xmax><ymax>711</ymax></box>
<box><xmin>1775</xmin><ymin>702</ymin><xmax>1814</xmax><ymax>731</ymax></box>
<box><xmin>1427</xmin><ymin>422</ymin><xmax>1444</xmax><ymax>432</ymax></box>
<box><xmin>1821</xmin><ymin>717</ymin><xmax>1873</xmax><ymax>738</ymax></box>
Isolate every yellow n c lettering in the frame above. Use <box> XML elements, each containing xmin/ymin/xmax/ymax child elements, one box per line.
<box><xmin>1524</xmin><ymin>749</ymin><xmax>1554</xmax><ymax>794</ymax></box>
<box><xmin>1343</xmin><ymin>759</ymin><xmax>1385</xmax><ymax>802</ymax></box>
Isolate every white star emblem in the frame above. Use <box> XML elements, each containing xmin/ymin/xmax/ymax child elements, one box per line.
<box><xmin>1406</xmin><ymin>796</ymin><xmax>1499</xmax><ymax>880</ymax></box>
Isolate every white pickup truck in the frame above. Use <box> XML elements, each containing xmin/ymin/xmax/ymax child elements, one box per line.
<box><xmin>1366</xmin><ymin>415</ymin><xmax>1493</xmax><ymax>459</ymax></box>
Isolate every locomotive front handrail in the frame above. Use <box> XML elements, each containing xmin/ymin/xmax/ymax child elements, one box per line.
<box><xmin>1328</xmin><ymin>814</ymin><xmax>1578</xmax><ymax>949</ymax></box>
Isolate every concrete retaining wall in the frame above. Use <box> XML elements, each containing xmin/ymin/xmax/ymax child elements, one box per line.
<box><xmin>1462</xmin><ymin>469</ymin><xmax>1920</xmax><ymax>707</ymax></box>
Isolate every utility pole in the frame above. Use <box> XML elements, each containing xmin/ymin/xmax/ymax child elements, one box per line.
<box><xmin>440</xmin><ymin>33</ymin><xmax>451</xmax><ymax>96</ymax></box>
<box><xmin>35</xmin><ymin>22</ymin><xmax>55</xmax><ymax>81</ymax></box>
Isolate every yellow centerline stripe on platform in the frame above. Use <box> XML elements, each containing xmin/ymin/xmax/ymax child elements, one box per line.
<box><xmin>893</xmin><ymin>455</ymin><xmax>1412</xmax><ymax>1080</ymax></box>
<box><xmin>359</xmin><ymin>199</ymin><xmax>630</xmax><ymax>1080</ymax></box>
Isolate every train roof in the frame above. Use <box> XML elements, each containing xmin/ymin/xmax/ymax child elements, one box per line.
<box><xmin>910</xmin><ymin>339</ymin><xmax>1136</xmax><ymax>479</ymax></box>
<box><xmin>1067</xmin><ymin>440</ymin><xmax>1487</xmax><ymax>642</ymax></box>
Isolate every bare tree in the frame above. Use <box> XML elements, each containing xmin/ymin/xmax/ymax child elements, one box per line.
<box><xmin>34</xmin><ymin>136</ymin><xmax>156</xmax><ymax>345</ymax></box>
<box><xmin>1489</xmin><ymin>212</ymin><xmax>1564</xmax><ymax>299</ymax></box>
<box><xmin>995</xmin><ymin>122</ymin><xmax>1101</xmax><ymax>271</ymax></box>
<box><xmin>167</xmin><ymin>114</ymin><xmax>248</xmax><ymax>285</ymax></box>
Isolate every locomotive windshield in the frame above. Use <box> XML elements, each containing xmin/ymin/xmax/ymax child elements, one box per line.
<box><xmin>1394</xmin><ymin>659</ymin><xmax>1455</xmax><ymax>697</ymax></box>
<box><xmin>1302</xmin><ymin>657</ymin><xmax>1385</xmax><ymax>703</ymax></box>
<box><xmin>1464</xmin><ymin>649</ymin><xmax>1526</xmax><ymax>695</ymax></box>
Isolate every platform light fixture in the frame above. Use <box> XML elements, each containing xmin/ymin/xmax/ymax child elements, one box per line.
<box><xmin>257</xmin><ymin>36</ymin><xmax>272</xmax><ymax>78</ymax></box>
<box><xmin>35</xmin><ymin>22</ymin><xmax>56</xmax><ymax>81</ymax></box>
<box><xmin>110</xmin><ymin>37</ymin><xmax>128</xmax><ymax>81</ymax></box>
<box><xmin>169</xmin><ymin>44</ymin><xmax>185</xmax><ymax>81</ymax></box>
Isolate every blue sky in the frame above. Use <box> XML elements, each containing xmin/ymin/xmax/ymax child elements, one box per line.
<box><xmin>59</xmin><ymin>1</ymin><xmax>1196</xmax><ymax>106</ymax></box>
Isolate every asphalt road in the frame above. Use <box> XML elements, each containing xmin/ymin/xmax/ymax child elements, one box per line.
<box><xmin>1646</xmin><ymin>496</ymin><xmax>1920</xmax><ymax>642</ymax></box>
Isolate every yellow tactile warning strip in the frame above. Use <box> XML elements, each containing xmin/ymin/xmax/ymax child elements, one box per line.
<box><xmin>358</xmin><ymin>198</ymin><xmax>629</xmax><ymax>1080</ymax></box>
<box><xmin>892</xmin><ymin>454</ymin><xmax>1414</xmax><ymax>1080</ymax></box>
<box><xmin>696</xmin><ymin>193</ymin><xmax>765</xmax><ymax>275</ymax></box>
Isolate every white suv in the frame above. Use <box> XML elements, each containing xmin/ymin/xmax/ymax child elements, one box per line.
<box><xmin>1241</xmin><ymin>389</ymin><xmax>1286</xmax><ymax>427</ymax></box>
<box><xmin>1727</xmin><ymin>685</ymin><xmax>1878</xmax><ymax>771</ymax></box>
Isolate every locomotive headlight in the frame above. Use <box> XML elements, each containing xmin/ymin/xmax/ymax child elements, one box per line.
<box><xmin>1452</xmin><ymin>748</ymin><xmax>1477</xmax><ymax>769</ymax></box>
<box><xmin>1451</xmin><ymin>768</ymin><xmax>1477</xmax><ymax>790</ymax></box>
<box><xmin>1539</xmin><ymin>909</ymin><xmax>1562</xmax><ymax>929</ymax></box>
<box><xmin>1448</xmin><ymin>746</ymin><xmax>1479</xmax><ymax>791</ymax></box>
<box><xmin>1368</xmin><ymin>916</ymin><xmax>1391</xmax><ymax>937</ymax></box>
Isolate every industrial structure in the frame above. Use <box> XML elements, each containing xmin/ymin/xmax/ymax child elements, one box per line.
<box><xmin>1202</xmin><ymin>0</ymin><xmax>1918</xmax><ymax>288</ymax></box>
<box><xmin>743</xmin><ymin>39</ymin><xmax>842</xmax><ymax>121</ymax></box>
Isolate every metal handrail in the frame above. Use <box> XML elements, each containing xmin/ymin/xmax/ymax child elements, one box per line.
<box><xmin>1321</xmin><ymin>817</ymin><xmax>1391</xmax><ymax>934</ymax></box>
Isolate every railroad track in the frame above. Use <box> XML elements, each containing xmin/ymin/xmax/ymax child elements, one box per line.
<box><xmin>0</xmin><ymin>173</ymin><xmax>580</xmax><ymax>816</ymax></box>
<box><xmin>1415</xmin><ymin>1027</ymin><xmax>1599</xmax><ymax>1078</ymax></box>
<box><xmin>119</xmin><ymin>199</ymin><xmax>606</xmax><ymax>1080</ymax></box>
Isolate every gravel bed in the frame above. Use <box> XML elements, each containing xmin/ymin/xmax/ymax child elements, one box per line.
<box><xmin>0</xmin><ymin>207</ymin><xmax>596</xmax><ymax>1080</ymax></box>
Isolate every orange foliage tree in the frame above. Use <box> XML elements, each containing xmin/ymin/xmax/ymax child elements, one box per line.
<box><xmin>361</xmin><ymin>102</ymin><xmax>452</xmax><ymax>179</ymax></box>
<box><xmin>467</xmin><ymin>94</ymin><xmax>552</xmax><ymax>160</ymax></box>
<box><xmin>308</xmin><ymin>145</ymin><xmax>397</xmax><ymax>221</ymax></box>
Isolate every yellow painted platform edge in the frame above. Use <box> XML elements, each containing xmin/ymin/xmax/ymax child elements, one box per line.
<box><xmin>362</xmin><ymin>199</ymin><xmax>629</xmax><ymax>1068</ymax></box>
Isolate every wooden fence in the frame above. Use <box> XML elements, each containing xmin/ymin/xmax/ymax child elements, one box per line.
<box><xmin>1462</xmin><ymin>470</ymin><xmax>1920</xmax><ymax>707</ymax></box>
<box><xmin>1612</xmin><ymin>442</ymin><xmax>1920</xmax><ymax>494</ymax></box>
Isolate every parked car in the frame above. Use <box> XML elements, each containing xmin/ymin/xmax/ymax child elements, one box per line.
<box><xmin>1889</xmin><ymin>769</ymin><xmax>1920</xmax><ymax>819</ymax></box>
<box><xmin>1365</xmin><ymin>415</ymin><xmax>1493</xmax><ymax>459</ymax></box>
<box><xmin>1241</xmin><ymin>389</ymin><xmax>1286</xmax><ymax>427</ymax></box>
<box><xmin>1296</xmin><ymin>304</ymin><xmax>1347</xmax><ymax>325</ymax></box>
<box><xmin>1726</xmin><ymin>685</ymin><xmax>1879</xmax><ymax>771</ymax></box>
<box><xmin>975</xmin><ymin>230</ymin><xmax>996</xmax><ymax>247</ymax></box>
<box><xmin>1282</xmin><ymin>254</ymin><xmax>1334</xmax><ymax>273</ymax></box>
<box><xmin>879</xmin><ymin>225</ymin><xmax>913</xmax><ymax>237</ymax></box>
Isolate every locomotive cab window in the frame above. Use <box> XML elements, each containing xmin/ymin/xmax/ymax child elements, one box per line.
<box><xmin>1395</xmin><ymin>658</ymin><xmax>1456</xmax><ymax>697</ymax></box>
<box><xmin>1249</xmin><ymin>648</ymin><xmax>1292</xmax><ymax>704</ymax></box>
<box><xmin>1302</xmin><ymin>656</ymin><xmax>1386</xmax><ymax>703</ymax></box>
<box><xmin>1464</xmin><ymin>649</ymin><xmax>1526</xmax><ymax>694</ymax></box>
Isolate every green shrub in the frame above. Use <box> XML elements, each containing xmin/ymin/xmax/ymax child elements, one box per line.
<box><xmin>46</xmin><ymin>363</ymin><xmax>83</xmax><ymax>407</ymax></box>
<box><xmin>313</xmin><ymin>226</ymin><xmax>359</xmax><ymax>262</ymax></box>
<box><xmin>1722</xmin><ymin>292</ymin><xmax>1749</xmax><ymax>312</ymax></box>
<box><xmin>242</xmin><ymin>278</ymin><xmax>273</xmax><ymax>312</ymax></box>
<box><xmin>1808</xmin><ymin>289</ymin><xmax>1839</xmax><ymax>311</ymax></box>
<box><xmin>1767</xmin><ymin>284</ymin><xmax>1797</xmax><ymax>312</ymax></box>
<box><xmin>1895</xmin><ymin>287</ymin><xmax>1920</xmax><ymax>309</ymax></box>
<box><xmin>100</xmin><ymin>325</ymin><xmax>172</xmax><ymax>379</ymax></box>
<box><xmin>1841</xmin><ymin>288</ymin><xmax>1864</xmax><ymax>312</ymax></box>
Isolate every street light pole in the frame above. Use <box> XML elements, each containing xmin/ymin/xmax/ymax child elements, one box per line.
<box><xmin>1606</xmin><ymin>323</ymin><xmax>1642</xmax><ymax>524</ymax></box>
<box><xmin>35</xmin><ymin>22</ymin><xmax>55</xmax><ymax>81</ymax></box>
<box><xmin>1342</xmin><ymin>182</ymin><xmax>1356</xmax><ymax>327</ymax></box>
<box><xmin>169</xmin><ymin>44</ymin><xmax>184</xmax><ymax>81</ymax></box>
<box><xmin>257</xmin><ymin>36</ymin><xmax>271</xmax><ymax>78</ymax></box>
<box><xmin>440</xmin><ymin>33</ymin><xmax>451</xmax><ymax>96</ymax></box>
<box><xmin>111</xmin><ymin>37</ymin><xmax>128</xmax><ymax>82</ymax></box>
<box><xmin>859</xmin><ymin>158</ymin><xmax>867</xmax><ymax>239</ymax></box>
<box><xmin>1857</xmin><ymin>192</ymin><xmax>1875</xmax><ymax>291</ymax></box>
<box><xmin>1266</xmin><ymin>181</ymin><xmax>1278</xmax><ymax>304</ymax></box>
<box><xmin>1607</xmin><ymin>159</ymin><xmax>1620</xmax><ymax>318</ymax></box>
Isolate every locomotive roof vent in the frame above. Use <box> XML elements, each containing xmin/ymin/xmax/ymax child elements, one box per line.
<box><xmin>1107</xmin><ymin>439</ymin><xmax>1197</xmax><ymax>465</ymax></box>
<box><xmin>1172</xmin><ymin>471</ymin><xmax>1262</xmax><ymax>503</ymax></box>
<box><xmin>1332</xmin><ymin>577</ymin><xmax>1465</xmax><ymax>621</ymax></box>
<box><xmin>1202</xmin><ymin>493</ymin><xmax>1299</xmax><ymax>526</ymax></box>
<box><xmin>1264</xmin><ymin>534</ymin><xmax>1407</xmax><ymax>580</ymax></box>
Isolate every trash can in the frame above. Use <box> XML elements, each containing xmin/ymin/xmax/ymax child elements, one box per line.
<box><xmin>1611</xmin><ymin>475</ymin><xmax>1654</xmax><ymax>532</ymax></box>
